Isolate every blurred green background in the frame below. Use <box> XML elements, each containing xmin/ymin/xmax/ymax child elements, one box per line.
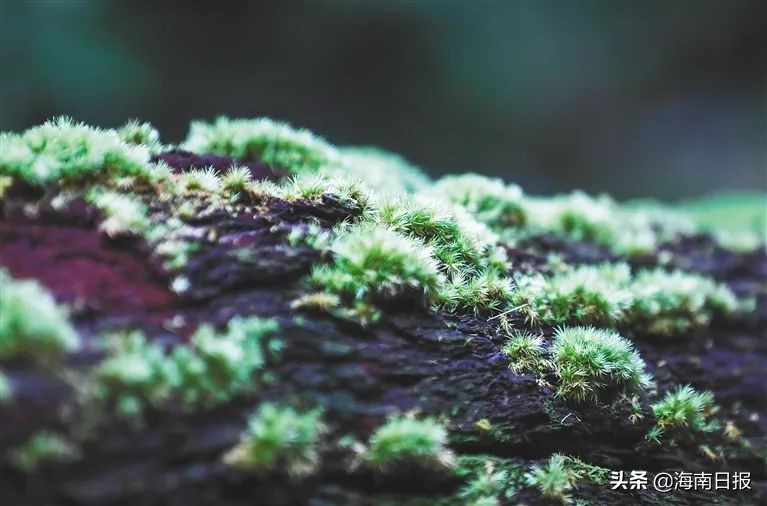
<box><xmin>1</xmin><ymin>0</ymin><xmax>765</xmax><ymax>202</ymax></box>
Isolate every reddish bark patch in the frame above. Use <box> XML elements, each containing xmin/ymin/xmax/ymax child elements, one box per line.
<box><xmin>0</xmin><ymin>223</ymin><xmax>176</xmax><ymax>323</ymax></box>
<box><xmin>152</xmin><ymin>149</ymin><xmax>286</xmax><ymax>182</ymax></box>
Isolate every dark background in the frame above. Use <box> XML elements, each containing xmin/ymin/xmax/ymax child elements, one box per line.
<box><xmin>1</xmin><ymin>0</ymin><xmax>765</xmax><ymax>201</ymax></box>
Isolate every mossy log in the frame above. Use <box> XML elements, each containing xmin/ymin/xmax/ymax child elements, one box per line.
<box><xmin>1</xmin><ymin>135</ymin><xmax>766</xmax><ymax>505</ymax></box>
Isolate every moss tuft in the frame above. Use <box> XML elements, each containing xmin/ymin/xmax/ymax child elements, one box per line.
<box><xmin>0</xmin><ymin>269</ymin><xmax>79</xmax><ymax>363</ymax></box>
<box><xmin>183</xmin><ymin>117</ymin><xmax>338</xmax><ymax>175</ymax></box>
<box><xmin>0</xmin><ymin>116</ymin><xmax>151</xmax><ymax>185</ymax></box>
<box><xmin>12</xmin><ymin>432</ymin><xmax>80</xmax><ymax>472</ymax></box>
<box><xmin>500</xmin><ymin>331</ymin><xmax>548</xmax><ymax>375</ymax></box>
<box><xmin>310</xmin><ymin>224</ymin><xmax>443</xmax><ymax>307</ymax></box>
<box><xmin>223</xmin><ymin>403</ymin><xmax>324</xmax><ymax>478</ymax></box>
<box><xmin>652</xmin><ymin>385</ymin><xmax>717</xmax><ymax>433</ymax></box>
<box><xmin>366</xmin><ymin>415</ymin><xmax>454</xmax><ymax>472</ymax></box>
<box><xmin>551</xmin><ymin>326</ymin><xmax>650</xmax><ymax>402</ymax></box>
<box><xmin>524</xmin><ymin>454</ymin><xmax>577</xmax><ymax>503</ymax></box>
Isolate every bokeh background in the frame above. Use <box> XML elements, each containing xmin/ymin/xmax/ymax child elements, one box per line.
<box><xmin>1</xmin><ymin>0</ymin><xmax>765</xmax><ymax>201</ymax></box>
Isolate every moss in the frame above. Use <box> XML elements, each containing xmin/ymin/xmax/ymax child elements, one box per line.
<box><xmin>376</xmin><ymin>196</ymin><xmax>503</xmax><ymax>276</ymax></box>
<box><xmin>0</xmin><ymin>116</ymin><xmax>151</xmax><ymax>185</ymax></box>
<box><xmin>524</xmin><ymin>454</ymin><xmax>610</xmax><ymax>504</ymax></box>
<box><xmin>336</xmin><ymin>146</ymin><xmax>430</xmax><ymax>195</ymax></box>
<box><xmin>278</xmin><ymin>173</ymin><xmax>370</xmax><ymax>210</ymax></box>
<box><xmin>12</xmin><ymin>432</ymin><xmax>80</xmax><ymax>472</ymax></box>
<box><xmin>629</xmin><ymin>268</ymin><xmax>739</xmax><ymax>335</ymax></box>
<box><xmin>511</xmin><ymin>263</ymin><xmax>632</xmax><ymax>326</ymax></box>
<box><xmin>117</xmin><ymin>119</ymin><xmax>162</xmax><ymax>152</ymax></box>
<box><xmin>0</xmin><ymin>269</ymin><xmax>79</xmax><ymax>364</ymax></box>
<box><xmin>429</xmin><ymin>173</ymin><xmax>526</xmax><ymax>229</ymax></box>
<box><xmin>550</xmin><ymin>326</ymin><xmax>650</xmax><ymax>402</ymax></box>
<box><xmin>511</xmin><ymin>263</ymin><xmax>739</xmax><ymax>334</ymax></box>
<box><xmin>223</xmin><ymin>403</ymin><xmax>324</xmax><ymax>478</ymax></box>
<box><xmin>220</xmin><ymin>166</ymin><xmax>253</xmax><ymax>192</ymax></box>
<box><xmin>183</xmin><ymin>116</ymin><xmax>338</xmax><ymax>175</ymax></box>
<box><xmin>436</xmin><ymin>270</ymin><xmax>514</xmax><ymax>315</ymax></box>
<box><xmin>524</xmin><ymin>454</ymin><xmax>577</xmax><ymax>503</ymax></box>
<box><xmin>86</xmin><ymin>189</ymin><xmax>150</xmax><ymax>237</ymax></box>
<box><xmin>310</xmin><ymin>224</ymin><xmax>443</xmax><ymax>307</ymax></box>
<box><xmin>454</xmin><ymin>455</ymin><xmax>526</xmax><ymax>503</ymax></box>
<box><xmin>500</xmin><ymin>331</ymin><xmax>548</xmax><ymax>375</ymax></box>
<box><xmin>366</xmin><ymin>415</ymin><xmax>455</xmax><ymax>472</ymax></box>
<box><xmin>92</xmin><ymin>317</ymin><xmax>279</xmax><ymax>419</ymax></box>
<box><xmin>652</xmin><ymin>385</ymin><xmax>717</xmax><ymax>433</ymax></box>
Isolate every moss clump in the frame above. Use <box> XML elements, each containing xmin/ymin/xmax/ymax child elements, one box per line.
<box><xmin>279</xmin><ymin>173</ymin><xmax>370</xmax><ymax>210</ymax></box>
<box><xmin>454</xmin><ymin>455</ymin><xmax>526</xmax><ymax>504</ymax></box>
<box><xmin>500</xmin><ymin>331</ymin><xmax>548</xmax><ymax>375</ymax></box>
<box><xmin>183</xmin><ymin>116</ymin><xmax>338</xmax><ymax>175</ymax></box>
<box><xmin>435</xmin><ymin>270</ymin><xmax>514</xmax><ymax>315</ymax></box>
<box><xmin>117</xmin><ymin>119</ymin><xmax>162</xmax><ymax>152</ymax></box>
<box><xmin>310</xmin><ymin>224</ymin><xmax>443</xmax><ymax>308</ymax></box>
<box><xmin>629</xmin><ymin>268</ymin><xmax>739</xmax><ymax>335</ymax></box>
<box><xmin>336</xmin><ymin>146</ymin><xmax>430</xmax><ymax>195</ymax></box>
<box><xmin>0</xmin><ymin>269</ymin><xmax>79</xmax><ymax>363</ymax></box>
<box><xmin>376</xmin><ymin>196</ymin><xmax>503</xmax><ymax>276</ymax></box>
<box><xmin>86</xmin><ymin>189</ymin><xmax>150</xmax><ymax>237</ymax></box>
<box><xmin>550</xmin><ymin>326</ymin><xmax>650</xmax><ymax>402</ymax></box>
<box><xmin>429</xmin><ymin>173</ymin><xmax>526</xmax><ymax>229</ymax></box>
<box><xmin>511</xmin><ymin>263</ymin><xmax>632</xmax><ymax>326</ymax></box>
<box><xmin>366</xmin><ymin>415</ymin><xmax>455</xmax><ymax>472</ymax></box>
<box><xmin>223</xmin><ymin>403</ymin><xmax>324</xmax><ymax>478</ymax></box>
<box><xmin>524</xmin><ymin>454</ymin><xmax>577</xmax><ymax>503</ymax></box>
<box><xmin>12</xmin><ymin>432</ymin><xmax>80</xmax><ymax>472</ymax></box>
<box><xmin>511</xmin><ymin>263</ymin><xmax>739</xmax><ymax>334</ymax></box>
<box><xmin>652</xmin><ymin>385</ymin><xmax>717</xmax><ymax>433</ymax></box>
<box><xmin>0</xmin><ymin>116</ymin><xmax>151</xmax><ymax>185</ymax></box>
<box><xmin>92</xmin><ymin>317</ymin><xmax>278</xmax><ymax>418</ymax></box>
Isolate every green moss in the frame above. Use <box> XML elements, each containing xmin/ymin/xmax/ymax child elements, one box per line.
<box><xmin>511</xmin><ymin>263</ymin><xmax>632</xmax><ymax>326</ymax></box>
<box><xmin>500</xmin><ymin>331</ymin><xmax>548</xmax><ymax>375</ymax></box>
<box><xmin>629</xmin><ymin>268</ymin><xmax>739</xmax><ymax>335</ymax></box>
<box><xmin>92</xmin><ymin>317</ymin><xmax>279</xmax><ymax>418</ymax></box>
<box><xmin>652</xmin><ymin>385</ymin><xmax>717</xmax><ymax>433</ymax></box>
<box><xmin>310</xmin><ymin>224</ymin><xmax>443</xmax><ymax>307</ymax></box>
<box><xmin>436</xmin><ymin>270</ymin><xmax>514</xmax><ymax>315</ymax></box>
<box><xmin>220</xmin><ymin>166</ymin><xmax>253</xmax><ymax>192</ymax></box>
<box><xmin>336</xmin><ymin>146</ymin><xmax>430</xmax><ymax>195</ymax></box>
<box><xmin>454</xmin><ymin>455</ymin><xmax>526</xmax><ymax>503</ymax></box>
<box><xmin>0</xmin><ymin>269</ymin><xmax>79</xmax><ymax>363</ymax></box>
<box><xmin>366</xmin><ymin>415</ymin><xmax>454</xmax><ymax>472</ymax></box>
<box><xmin>429</xmin><ymin>173</ymin><xmax>526</xmax><ymax>229</ymax></box>
<box><xmin>12</xmin><ymin>432</ymin><xmax>80</xmax><ymax>472</ymax></box>
<box><xmin>279</xmin><ymin>173</ymin><xmax>370</xmax><ymax>210</ymax></box>
<box><xmin>551</xmin><ymin>326</ymin><xmax>650</xmax><ymax>402</ymax></box>
<box><xmin>524</xmin><ymin>454</ymin><xmax>610</xmax><ymax>504</ymax></box>
<box><xmin>511</xmin><ymin>263</ymin><xmax>739</xmax><ymax>334</ymax></box>
<box><xmin>223</xmin><ymin>403</ymin><xmax>324</xmax><ymax>478</ymax></box>
<box><xmin>117</xmin><ymin>119</ymin><xmax>162</xmax><ymax>152</ymax></box>
<box><xmin>183</xmin><ymin>117</ymin><xmax>338</xmax><ymax>175</ymax></box>
<box><xmin>376</xmin><ymin>196</ymin><xmax>504</xmax><ymax>276</ymax></box>
<box><xmin>0</xmin><ymin>116</ymin><xmax>151</xmax><ymax>185</ymax></box>
<box><xmin>525</xmin><ymin>454</ymin><xmax>577</xmax><ymax>503</ymax></box>
<box><xmin>86</xmin><ymin>189</ymin><xmax>150</xmax><ymax>237</ymax></box>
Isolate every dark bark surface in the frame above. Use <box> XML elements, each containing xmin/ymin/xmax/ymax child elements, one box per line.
<box><xmin>1</xmin><ymin>179</ymin><xmax>765</xmax><ymax>506</ymax></box>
